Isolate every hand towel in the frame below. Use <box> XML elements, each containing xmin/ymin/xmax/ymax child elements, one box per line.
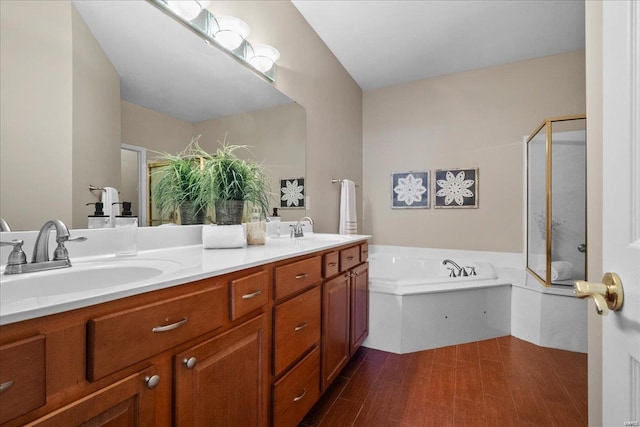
<box><xmin>536</xmin><ymin>261</ymin><xmax>575</xmax><ymax>281</ymax></box>
<box><xmin>202</xmin><ymin>224</ymin><xmax>246</xmax><ymax>249</ymax></box>
<box><xmin>339</xmin><ymin>179</ymin><xmax>357</xmax><ymax>235</ymax></box>
<box><xmin>102</xmin><ymin>187</ymin><xmax>120</xmax><ymax>228</ymax></box>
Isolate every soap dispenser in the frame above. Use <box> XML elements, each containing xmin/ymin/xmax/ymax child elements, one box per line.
<box><xmin>86</xmin><ymin>202</ymin><xmax>110</xmax><ymax>229</ymax></box>
<box><xmin>112</xmin><ymin>201</ymin><xmax>138</xmax><ymax>256</ymax></box>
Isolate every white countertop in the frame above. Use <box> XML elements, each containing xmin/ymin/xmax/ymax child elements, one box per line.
<box><xmin>0</xmin><ymin>234</ymin><xmax>369</xmax><ymax>326</ymax></box>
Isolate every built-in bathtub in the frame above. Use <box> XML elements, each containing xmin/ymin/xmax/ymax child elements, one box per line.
<box><xmin>365</xmin><ymin>252</ymin><xmax>512</xmax><ymax>354</ymax></box>
<box><xmin>363</xmin><ymin>246</ymin><xmax>587</xmax><ymax>354</ymax></box>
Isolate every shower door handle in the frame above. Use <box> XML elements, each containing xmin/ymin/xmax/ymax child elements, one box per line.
<box><xmin>577</xmin><ymin>243</ymin><xmax>586</xmax><ymax>253</ymax></box>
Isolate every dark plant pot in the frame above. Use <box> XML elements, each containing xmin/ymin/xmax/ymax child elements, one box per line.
<box><xmin>179</xmin><ymin>202</ymin><xmax>205</xmax><ymax>225</ymax></box>
<box><xmin>215</xmin><ymin>200</ymin><xmax>244</xmax><ymax>225</ymax></box>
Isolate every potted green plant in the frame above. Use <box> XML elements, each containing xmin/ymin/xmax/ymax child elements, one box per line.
<box><xmin>151</xmin><ymin>138</ymin><xmax>210</xmax><ymax>225</ymax></box>
<box><xmin>203</xmin><ymin>142</ymin><xmax>270</xmax><ymax>225</ymax></box>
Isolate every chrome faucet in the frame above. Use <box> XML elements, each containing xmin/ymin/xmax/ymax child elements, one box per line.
<box><xmin>291</xmin><ymin>216</ymin><xmax>314</xmax><ymax>238</ymax></box>
<box><xmin>442</xmin><ymin>259</ymin><xmax>467</xmax><ymax>278</ymax></box>
<box><xmin>0</xmin><ymin>218</ymin><xmax>11</xmax><ymax>232</ymax></box>
<box><xmin>1</xmin><ymin>219</ymin><xmax>86</xmax><ymax>275</ymax></box>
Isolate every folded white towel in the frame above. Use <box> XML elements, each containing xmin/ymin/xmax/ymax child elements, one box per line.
<box><xmin>202</xmin><ymin>224</ymin><xmax>246</xmax><ymax>249</ymax></box>
<box><xmin>102</xmin><ymin>187</ymin><xmax>120</xmax><ymax>228</ymax></box>
<box><xmin>536</xmin><ymin>261</ymin><xmax>575</xmax><ymax>281</ymax></box>
<box><xmin>339</xmin><ymin>180</ymin><xmax>357</xmax><ymax>235</ymax></box>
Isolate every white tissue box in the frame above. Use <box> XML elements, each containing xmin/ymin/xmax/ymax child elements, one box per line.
<box><xmin>202</xmin><ymin>224</ymin><xmax>246</xmax><ymax>249</ymax></box>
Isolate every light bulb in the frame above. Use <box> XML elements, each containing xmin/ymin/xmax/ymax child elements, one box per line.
<box><xmin>167</xmin><ymin>0</ymin><xmax>210</xmax><ymax>21</ymax></box>
<box><xmin>248</xmin><ymin>44</ymin><xmax>280</xmax><ymax>72</ymax></box>
<box><xmin>212</xmin><ymin>16</ymin><xmax>250</xmax><ymax>50</ymax></box>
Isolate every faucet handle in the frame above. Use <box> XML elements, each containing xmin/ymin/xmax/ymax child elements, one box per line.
<box><xmin>0</xmin><ymin>239</ymin><xmax>27</xmax><ymax>266</ymax></box>
<box><xmin>53</xmin><ymin>235</ymin><xmax>86</xmax><ymax>261</ymax></box>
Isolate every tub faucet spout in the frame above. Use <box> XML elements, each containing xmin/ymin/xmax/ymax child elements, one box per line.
<box><xmin>442</xmin><ymin>259</ymin><xmax>467</xmax><ymax>277</ymax></box>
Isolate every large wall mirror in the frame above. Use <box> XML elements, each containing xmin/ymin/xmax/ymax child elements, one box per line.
<box><xmin>526</xmin><ymin>115</ymin><xmax>586</xmax><ymax>287</ymax></box>
<box><xmin>0</xmin><ymin>0</ymin><xmax>306</xmax><ymax>231</ymax></box>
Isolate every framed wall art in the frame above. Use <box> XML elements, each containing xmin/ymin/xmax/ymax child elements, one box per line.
<box><xmin>391</xmin><ymin>171</ymin><xmax>430</xmax><ymax>209</ymax></box>
<box><xmin>433</xmin><ymin>168</ymin><xmax>479</xmax><ymax>208</ymax></box>
<box><xmin>280</xmin><ymin>178</ymin><xmax>305</xmax><ymax>208</ymax></box>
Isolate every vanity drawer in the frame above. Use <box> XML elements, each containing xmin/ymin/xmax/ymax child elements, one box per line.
<box><xmin>339</xmin><ymin>246</ymin><xmax>360</xmax><ymax>271</ymax></box>
<box><xmin>272</xmin><ymin>347</ymin><xmax>321</xmax><ymax>427</ymax></box>
<box><xmin>322</xmin><ymin>251</ymin><xmax>339</xmax><ymax>278</ymax></box>
<box><xmin>0</xmin><ymin>335</ymin><xmax>46</xmax><ymax>424</ymax></box>
<box><xmin>274</xmin><ymin>256</ymin><xmax>321</xmax><ymax>301</ymax></box>
<box><xmin>229</xmin><ymin>270</ymin><xmax>269</xmax><ymax>321</ymax></box>
<box><xmin>360</xmin><ymin>242</ymin><xmax>369</xmax><ymax>262</ymax></box>
<box><xmin>88</xmin><ymin>284</ymin><xmax>227</xmax><ymax>381</ymax></box>
<box><xmin>273</xmin><ymin>286</ymin><xmax>321</xmax><ymax>376</ymax></box>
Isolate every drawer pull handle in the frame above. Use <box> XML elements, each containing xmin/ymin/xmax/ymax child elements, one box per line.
<box><xmin>152</xmin><ymin>317</ymin><xmax>188</xmax><ymax>333</ymax></box>
<box><xmin>328</xmin><ymin>262</ymin><xmax>337</xmax><ymax>267</ymax></box>
<box><xmin>242</xmin><ymin>290</ymin><xmax>262</xmax><ymax>299</ymax></box>
<box><xmin>183</xmin><ymin>357</ymin><xmax>197</xmax><ymax>370</ymax></box>
<box><xmin>295</xmin><ymin>273</ymin><xmax>309</xmax><ymax>280</ymax></box>
<box><xmin>293</xmin><ymin>388</ymin><xmax>307</xmax><ymax>402</ymax></box>
<box><xmin>144</xmin><ymin>375</ymin><xmax>161</xmax><ymax>390</ymax></box>
<box><xmin>347</xmin><ymin>256</ymin><xmax>355</xmax><ymax>261</ymax></box>
<box><xmin>294</xmin><ymin>322</ymin><xmax>308</xmax><ymax>332</ymax></box>
<box><xmin>0</xmin><ymin>381</ymin><xmax>14</xmax><ymax>393</ymax></box>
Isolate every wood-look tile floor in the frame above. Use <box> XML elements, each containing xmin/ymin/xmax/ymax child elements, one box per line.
<box><xmin>300</xmin><ymin>336</ymin><xmax>587</xmax><ymax>427</ymax></box>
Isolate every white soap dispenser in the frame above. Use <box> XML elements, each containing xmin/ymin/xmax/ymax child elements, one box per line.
<box><xmin>86</xmin><ymin>202</ymin><xmax>111</xmax><ymax>229</ymax></box>
<box><xmin>113</xmin><ymin>201</ymin><xmax>138</xmax><ymax>256</ymax></box>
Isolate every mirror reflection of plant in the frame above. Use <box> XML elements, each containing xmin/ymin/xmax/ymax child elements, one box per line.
<box><xmin>151</xmin><ymin>137</ymin><xmax>211</xmax><ymax>221</ymax></box>
<box><xmin>203</xmin><ymin>141</ymin><xmax>271</xmax><ymax>218</ymax></box>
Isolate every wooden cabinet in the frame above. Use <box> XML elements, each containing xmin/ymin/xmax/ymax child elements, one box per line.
<box><xmin>0</xmin><ymin>240</ymin><xmax>368</xmax><ymax>426</ymax></box>
<box><xmin>273</xmin><ymin>286</ymin><xmax>321</xmax><ymax>376</ymax></box>
<box><xmin>174</xmin><ymin>314</ymin><xmax>269</xmax><ymax>427</ymax></box>
<box><xmin>350</xmin><ymin>262</ymin><xmax>369</xmax><ymax>354</ymax></box>
<box><xmin>87</xmin><ymin>284</ymin><xmax>227</xmax><ymax>381</ymax></box>
<box><xmin>0</xmin><ymin>335</ymin><xmax>46</xmax><ymax>424</ymax></box>
<box><xmin>321</xmin><ymin>273</ymin><xmax>350</xmax><ymax>390</ymax></box>
<box><xmin>27</xmin><ymin>366</ymin><xmax>160</xmax><ymax>427</ymax></box>
<box><xmin>272</xmin><ymin>348</ymin><xmax>321</xmax><ymax>427</ymax></box>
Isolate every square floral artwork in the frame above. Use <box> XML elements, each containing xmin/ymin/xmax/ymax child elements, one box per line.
<box><xmin>433</xmin><ymin>168</ymin><xmax>478</xmax><ymax>208</ymax></box>
<box><xmin>391</xmin><ymin>171</ymin><xmax>430</xmax><ymax>209</ymax></box>
<box><xmin>280</xmin><ymin>178</ymin><xmax>305</xmax><ymax>209</ymax></box>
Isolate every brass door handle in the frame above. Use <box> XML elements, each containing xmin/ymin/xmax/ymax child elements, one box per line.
<box><xmin>574</xmin><ymin>272</ymin><xmax>624</xmax><ymax>316</ymax></box>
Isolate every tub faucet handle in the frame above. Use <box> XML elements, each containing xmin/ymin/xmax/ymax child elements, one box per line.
<box><xmin>465</xmin><ymin>266</ymin><xmax>477</xmax><ymax>276</ymax></box>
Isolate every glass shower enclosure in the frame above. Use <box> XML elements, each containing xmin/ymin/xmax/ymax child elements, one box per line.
<box><xmin>526</xmin><ymin>115</ymin><xmax>587</xmax><ymax>286</ymax></box>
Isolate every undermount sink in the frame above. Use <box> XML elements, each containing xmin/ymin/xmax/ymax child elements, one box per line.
<box><xmin>0</xmin><ymin>258</ymin><xmax>181</xmax><ymax>303</ymax></box>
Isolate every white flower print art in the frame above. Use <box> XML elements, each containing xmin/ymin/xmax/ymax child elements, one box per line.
<box><xmin>280</xmin><ymin>178</ymin><xmax>305</xmax><ymax>208</ymax></box>
<box><xmin>434</xmin><ymin>168</ymin><xmax>478</xmax><ymax>208</ymax></box>
<box><xmin>391</xmin><ymin>171</ymin><xmax>430</xmax><ymax>208</ymax></box>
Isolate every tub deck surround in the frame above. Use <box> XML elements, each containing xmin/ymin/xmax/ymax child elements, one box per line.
<box><xmin>0</xmin><ymin>228</ymin><xmax>369</xmax><ymax>325</ymax></box>
<box><xmin>365</xmin><ymin>245</ymin><xmax>587</xmax><ymax>354</ymax></box>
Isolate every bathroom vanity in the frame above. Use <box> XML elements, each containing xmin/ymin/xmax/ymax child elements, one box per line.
<box><xmin>0</xmin><ymin>234</ymin><xmax>369</xmax><ymax>426</ymax></box>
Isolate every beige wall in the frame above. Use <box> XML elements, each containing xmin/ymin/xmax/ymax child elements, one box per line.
<box><xmin>121</xmin><ymin>100</ymin><xmax>193</xmax><ymax>155</ymax></box>
<box><xmin>211</xmin><ymin>2</ymin><xmax>363</xmax><ymax>233</ymax></box>
<box><xmin>0</xmin><ymin>1</ymin><xmax>73</xmax><ymax>230</ymax></box>
<box><xmin>194</xmin><ymin>103</ymin><xmax>306</xmax><ymax>221</ymax></box>
<box><xmin>363</xmin><ymin>51</ymin><xmax>586</xmax><ymax>252</ymax></box>
<box><xmin>71</xmin><ymin>6</ymin><xmax>121</xmax><ymax>229</ymax></box>
<box><xmin>586</xmin><ymin>1</ymin><xmax>603</xmax><ymax>425</ymax></box>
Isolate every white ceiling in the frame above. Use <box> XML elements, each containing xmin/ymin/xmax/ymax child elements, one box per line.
<box><xmin>72</xmin><ymin>0</ymin><xmax>292</xmax><ymax>123</ymax></box>
<box><xmin>292</xmin><ymin>0</ymin><xmax>585</xmax><ymax>90</ymax></box>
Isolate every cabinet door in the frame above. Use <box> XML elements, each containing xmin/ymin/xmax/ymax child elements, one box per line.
<box><xmin>174</xmin><ymin>314</ymin><xmax>269</xmax><ymax>427</ymax></box>
<box><xmin>350</xmin><ymin>262</ymin><xmax>369</xmax><ymax>354</ymax></box>
<box><xmin>321</xmin><ymin>273</ymin><xmax>350</xmax><ymax>390</ymax></box>
<box><xmin>27</xmin><ymin>367</ymin><xmax>159</xmax><ymax>427</ymax></box>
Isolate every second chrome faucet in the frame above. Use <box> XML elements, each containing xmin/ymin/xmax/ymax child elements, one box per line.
<box><xmin>1</xmin><ymin>219</ymin><xmax>86</xmax><ymax>275</ymax></box>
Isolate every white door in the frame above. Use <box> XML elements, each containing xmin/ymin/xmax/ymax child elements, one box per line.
<box><xmin>602</xmin><ymin>1</ymin><xmax>640</xmax><ymax>425</ymax></box>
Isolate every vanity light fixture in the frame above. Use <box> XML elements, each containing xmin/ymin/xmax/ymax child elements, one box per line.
<box><xmin>151</xmin><ymin>0</ymin><xmax>280</xmax><ymax>81</ymax></box>
<box><xmin>211</xmin><ymin>15</ymin><xmax>250</xmax><ymax>51</ymax></box>
<box><xmin>166</xmin><ymin>0</ymin><xmax>209</xmax><ymax>21</ymax></box>
<box><xmin>248</xmin><ymin>44</ymin><xmax>281</xmax><ymax>73</ymax></box>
